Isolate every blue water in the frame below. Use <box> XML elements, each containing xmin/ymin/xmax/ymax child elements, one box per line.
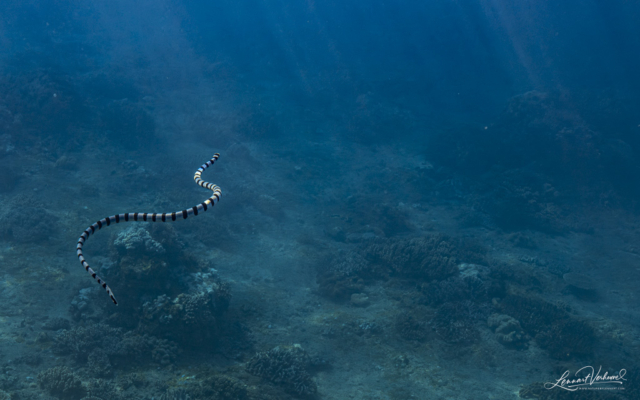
<box><xmin>0</xmin><ymin>1</ymin><xmax>639</xmax><ymax>399</ymax></box>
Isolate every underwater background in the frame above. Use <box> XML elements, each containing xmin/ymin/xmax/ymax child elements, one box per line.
<box><xmin>0</xmin><ymin>0</ymin><xmax>639</xmax><ymax>399</ymax></box>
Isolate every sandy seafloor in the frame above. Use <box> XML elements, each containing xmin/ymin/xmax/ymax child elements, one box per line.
<box><xmin>0</xmin><ymin>77</ymin><xmax>640</xmax><ymax>400</ymax></box>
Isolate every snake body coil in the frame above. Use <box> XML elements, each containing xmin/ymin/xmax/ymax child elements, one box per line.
<box><xmin>76</xmin><ymin>154</ymin><xmax>222</xmax><ymax>305</ymax></box>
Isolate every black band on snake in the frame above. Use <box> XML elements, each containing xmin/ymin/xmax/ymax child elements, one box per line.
<box><xmin>76</xmin><ymin>154</ymin><xmax>222</xmax><ymax>305</ymax></box>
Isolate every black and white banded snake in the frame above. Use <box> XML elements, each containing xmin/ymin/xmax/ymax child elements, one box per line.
<box><xmin>76</xmin><ymin>154</ymin><xmax>222</xmax><ymax>305</ymax></box>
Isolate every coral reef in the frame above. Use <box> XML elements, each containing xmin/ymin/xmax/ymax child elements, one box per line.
<box><xmin>487</xmin><ymin>313</ymin><xmax>528</xmax><ymax>348</ymax></box>
<box><xmin>13</xmin><ymin>354</ymin><xmax>42</xmax><ymax>367</ymax></box>
<box><xmin>316</xmin><ymin>271</ymin><xmax>365</xmax><ymax>301</ymax></box>
<box><xmin>315</xmin><ymin>251</ymin><xmax>368</xmax><ymax>301</ymax></box>
<box><xmin>215</xmin><ymin>318</ymin><xmax>255</xmax><ymax>361</ymax></box>
<box><xmin>365</xmin><ymin>235</ymin><xmax>486</xmax><ymax>281</ymax></box>
<box><xmin>358</xmin><ymin>203</ymin><xmax>415</xmax><ymax>237</ymax></box>
<box><xmin>141</xmin><ymin>279</ymin><xmax>231</xmax><ymax>346</ymax></box>
<box><xmin>0</xmin><ymin>207</ymin><xmax>58</xmax><ymax>243</ymax></box>
<box><xmin>395</xmin><ymin>311</ymin><xmax>431</xmax><ymax>342</ymax></box>
<box><xmin>113</xmin><ymin>225</ymin><xmax>166</xmax><ymax>256</ymax></box>
<box><xmin>54</xmin><ymin>324</ymin><xmax>123</xmax><ymax>361</ymax></box>
<box><xmin>84</xmin><ymin>378</ymin><xmax>119</xmax><ymax>400</ymax></box>
<box><xmin>428</xmin><ymin>91</ymin><xmax>608</xmax><ymax>179</ymax></box>
<box><xmin>480</xmin><ymin>176</ymin><xmax>567</xmax><ymax>232</ymax></box>
<box><xmin>547</xmin><ymin>262</ymin><xmax>571</xmax><ymax>277</ymax></box>
<box><xmin>100</xmin><ymin>99</ymin><xmax>157</xmax><ymax>151</ymax></box>
<box><xmin>489</xmin><ymin>263</ymin><xmax>539</xmax><ymax>293</ymax></box>
<box><xmin>317</xmin><ymin>237</ymin><xmax>487</xmax><ymax>303</ymax></box>
<box><xmin>37</xmin><ymin>366</ymin><xmax>85</xmax><ymax>399</ymax></box>
<box><xmin>0</xmin><ymin>161</ymin><xmax>19</xmax><ymax>193</ymax></box>
<box><xmin>327</xmin><ymin>251</ymin><xmax>369</xmax><ymax>277</ymax></box>
<box><xmin>419</xmin><ymin>275</ymin><xmax>489</xmax><ymax>306</ymax></box>
<box><xmin>353</xmin><ymin>319</ymin><xmax>382</xmax><ymax>337</ymax></box>
<box><xmin>42</xmin><ymin>318</ymin><xmax>71</xmax><ymax>331</ymax></box>
<box><xmin>498</xmin><ymin>294</ymin><xmax>596</xmax><ymax>359</ymax></box>
<box><xmin>366</xmin><ymin>235</ymin><xmax>457</xmax><ymax>280</ymax></box>
<box><xmin>248</xmin><ymin>193</ymin><xmax>285</xmax><ymax>219</ymax></box>
<box><xmin>87</xmin><ymin>349</ymin><xmax>112</xmax><ymax>377</ymax></box>
<box><xmin>189</xmin><ymin>375</ymin><xmax>248</xmax><ymax>400</ymax></box>
<box><xmin>0</xmin><ymin>70</ymin><xmax>89</xmax><ymax>141</ymax></box>
<box><xmin>0</xmin><ymin>133</ymin><xmax>11</xmax><ymax>155</ymax></box>
<box><xmin>115</xmin><ymin>332</ymin><xmax>179</xmax><ymax>366</ymax></box>
<box><xmin>115</xmin><ymin>372</ymin><xmax>146</xmax><ymax>391</ymax></box>
<box><xmin>0</xmin><ymin>66</ymin><xmax>160</xmax><ymax>162</ymax></box>
<box><xmin>562</xmin><ymin>272</ymin><xmax>597</xmax><ymax>298</ymax></box>
<box><xmin>69</xmin><ymin>287</ymin><xmax>101</xmax><ymax>321</ymax></box>
<box><xmin>188</xmin><ymin>269</ymin><xmax>233</xmax><ymax>312</ymax></box>
<box><xmin>246</xmin><ymin>344</ymin><xmax>317</xmax><ymax>397</ymax></box>
<box><xmin>350</xmin><ymin>293</ymin><xmax>369</xmax><ymax>307</ymax></box>
<box><xmin>54</xmin><ymin>324</ymin><xmax>179</xmax><ymax>367</ymax></box>
<box><xmin>208</xmin><ymin>376</ymin><xmax>248</xmax><ymax>400</ymax></box>
<box><xmin>148</xmin><ymin>336</ymin><xmax>180</xmax><ymax>366</ymax></box>
<box><xmin>535</xmin><ymin>319</ymin><xmax>596</xmax><ymax>360</ymax></box>
<box><xmin>319</xmin><ymin>189</ymin><xmax>415</xmax><ymax>240</ymax></box>
<box><xmin>508</xmin><ymin>232</ymin><xmax>538</xmax><ymax>249</ymax></box>
<box><xmin>432</xmin><ymin>302</ymin><xmax>481</xmax><ymax>345</ymax></box>
<box><xmin>159</xmin><ymin>388</ymin><xmax>191</xmax><ymax>400</ymax></box>
<box><xmin>426</xmin><ymin>90</ymin><xmax>640</xmax><ymax>230</ymax></box>
<box><xmin>112</xmin><ymin>225</ymin><xmax>169</xmax><ymax>282</ymax></box>
<box><xmin>106</xmin><ymin>223</ymin><xmax>210</xmax><ymax>306</ymax></box>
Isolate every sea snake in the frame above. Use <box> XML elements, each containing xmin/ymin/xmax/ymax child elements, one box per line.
<box><xmin>76</xmin><ymin>154</ymin><xmax>222</xmax><ymax>305</ymax></box>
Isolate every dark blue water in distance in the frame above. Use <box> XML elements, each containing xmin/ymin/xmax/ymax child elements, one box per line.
<box><xmin>0</xmin><ymin>1</ymin><xmax>639</xmax><ymax>399</ymax></box>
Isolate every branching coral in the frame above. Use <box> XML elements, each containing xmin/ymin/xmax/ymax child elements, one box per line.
<box><xmin>141</xmin><ymin>278</ymin><xmax>231</xmax><ymax>345</ymax></box>
<box><xmin>498</xmin><ymin>294</ymin><xmax>596</xmax><ymax>359</ymax></box>
<box><xmin>37</xmin><ymin>366</ymin><xmax>86</xmax><ymax>399</ymax></box>
<box><xmin>246</xmin><ymin>345</ymin><xmax>317</xmax><ymax>397</ymax></box>
<box><xmin>432</xmin><ymin>302</ymin><xmax>481</xmax><ymax>345</ymax></box>
<box><xmin>54</xmin><ymin>324</ymin><xmax>179</xmax><ymax>367</ymax></box>
<box><xmin>0</xmin><ymin>207</ymin><xmax>58</xmax><ymax>243</ymax></box>
<box><xmin>189</xmin><ymin>375</ymin><xmax>248</xmax><ymax>400</ymax></box>
<box><xmin>395</xmin><ymin>312</ymin><xmax>431</xmax><ymax>342</ymax></box>
<box><xmin>365</xmin><ymin>235</ymin><xmax>486</xmax><ymax>281</ymax></box>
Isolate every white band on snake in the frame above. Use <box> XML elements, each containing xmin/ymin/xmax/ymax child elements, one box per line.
<box><xmin>76</xmin><ymin>154</ymin><xmax>222</xmax><ymax>305</ymax></box>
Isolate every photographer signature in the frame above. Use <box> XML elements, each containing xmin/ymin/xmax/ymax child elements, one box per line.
<box><xmin>545</xmin><ymin>366</ymin><xmax>626</xmax><ymax>391</ymax></box>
